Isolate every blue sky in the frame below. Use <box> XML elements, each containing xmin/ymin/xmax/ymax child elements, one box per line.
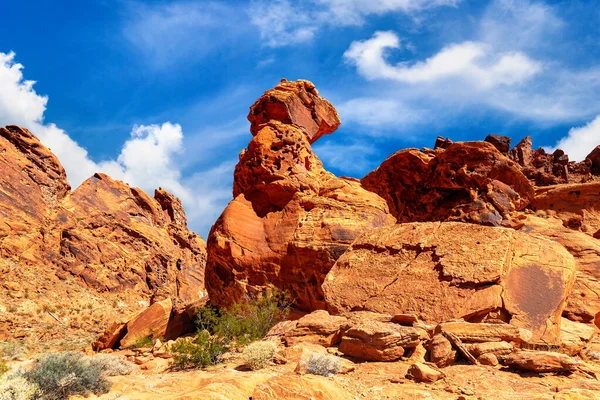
<box><xmin>1</xmin><ymin>0</ymin><xmax>600</xmax><ymax>237</ymax></box>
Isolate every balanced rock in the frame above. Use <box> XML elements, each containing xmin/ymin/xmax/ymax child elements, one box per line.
<box><xmin>206</xmin><ymin>80</ymin><xmax>394</xmax><ymax>311</ymax></box>
<box><xmin>323</xmin><ymin>222</ymin><xmax>576</xmax><ymax>343</ymax></box>
<box><xmin>248</xmin><ymin>79</ymin><xmax>340</xmax><ymax>144</ymax></box>
<box><xmin>361</xmin><ymin>141</ymin><xmax>534</xmax><ymax>226</ymax></box>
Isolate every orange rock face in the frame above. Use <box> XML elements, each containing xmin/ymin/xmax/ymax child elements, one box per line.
<box><xmin>205</xmin><ymin>80</ymin><xmax>394</xmax><ymax>311</ymax></box>
<box><xmin>323</xmin><ymin>222</ymin><xmax>576</xmax><ymax>343</ymax></box>
<box><xmin>361</xmin><ymin>142</ymin><xmax>534</xmax><ymax>227</ymax></box>
<box><xmin>247</xmin><ymin>79</ymin><xmax>341</xmax><ymax>144</ymax></box>
<box><xmin>0</xmin><ymin>125</ymin><xmax>206</xmax><ymax>343</ymax></box>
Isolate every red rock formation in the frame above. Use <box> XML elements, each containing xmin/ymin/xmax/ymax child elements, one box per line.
<box><xmin>247</xmin><ymin>79</ymin><xmax>340</xmax><ymax>144</ymax></box>
<box><xmin>323</xmin><ymin>222</ymin><xmax>576</xmax><ymax>343</ymax></box>
<box><xmin>205</xmin><ymin>80</ymin><xmax>395</xmax><ymax>311</ymax></box>
<box><xmin>0</xmin><ymin>125</ymin><xmax>207</xmax><ymax>343</ymax></box>
<box><xmin>361</xmin><ymin>142</ymin><xmax>534</xmax><ymax>227</ymax></box>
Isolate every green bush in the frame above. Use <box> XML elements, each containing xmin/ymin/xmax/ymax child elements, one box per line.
<box><xmin>200</xmin><ymin>290</ymin><xmax>291</xmax><ymax>346</ymax></box>
<box><xmin>132</xmin><ymin>335</ymin><xmax>154</xmax><ymax>349</ymax></box>
<box><xmin>24</xmin><ymin>352</ymin><xmax>111</xmax><ymax>400</ymax></box>
<box><xmin>0</xmin><ymin>371</ymin><xmax>41</xmax><ymax>400</ymax></box>
<box><xmin>242</xmin><ymin>341</ymin><xmax>277</xmax><ymax>370</ymax></box>
<box><xmin>170</xmin><ymin>331</ymin><xmax>227</xmax><ymax>369</ymax></box>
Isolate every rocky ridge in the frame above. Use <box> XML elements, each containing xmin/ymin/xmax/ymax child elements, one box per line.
<box><xmin>0</xmin><ymin>125</ymin><xmax>206</xmax><ymax>347</ymax></box>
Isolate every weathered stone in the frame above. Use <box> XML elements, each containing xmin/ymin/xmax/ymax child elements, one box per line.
<box><xmin>339</xmin><ymin>319</ymin><xmax>422</xmax><ymax>362</ymax></box>
<box><xmin>121</xmin><ymin>298</ymin><xmax>172</xmax><ymax>348</ymax></box>
<box><xmin>248</xmin><ymin>79</ymin><xmax>341</xmax><ymax>144</ymax></box>
<box><xmin>478</xmin><ymin>353</ymin><xmax>499</xmax><ymax>366</ymax></box>
<box><xmin>429</xmin><ymin>334</ymin><xmax>457</xmax><ymax>368</ymax></box>
<box><xmin>466</xmin><ymin>341</ymin><xmax>513</xmax><ymax>358</ymax></box>
<box><xmin>407</xmin><ymin>363</ymin><xmax>444</xmax><ymax>383</ymax></box>
<box><xmin>500</xmin><ymin>351</ymin><xmax>580</xmax><ymax>373</ymax></box>
<box><xmin>91</xmin><ymin>321</ymin><xmax>127</xmax><ymax>351</ymax></box>
<box><xmin>559</xmin><ymin>318</ymin><xmax>596</xmax><ymax>356</ymax></box>
<box><xmin>485</xmin><ymin>134</ymin><xmax>511</xmax><ymax>153</ymax></box>
<box><xmin>362</xmin><ymin>142</ymin><xmax>534</xmax><ymax>226</ymax></box>
<box><xmin>585</xmin><ymin>145</ymin><xmax>600</xmax><ymax>174</ymax></box>
<box><xmin>324</xmin><ymin>222</ymin><xmax>575</xmax><ymax>343</ymax></box>
<box><xmin>206</xmin><ymin>80</ymin><xmax>394</xmax><ymax>311</ymax></box>
<box><xmin>283</xmin><ymin>310</ymin><xmax>347</xmax><ymax>347</ymax></box>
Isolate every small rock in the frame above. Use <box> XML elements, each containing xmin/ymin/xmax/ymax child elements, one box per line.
<box><xmin>478</xmin><ymin>353</ymin><xmax>499</xmax><ymax>366</ymax></box>
<box><xmin>407</xmin><ymin>362</ymin><xmax>444</xmax><ymax>383</ymax></box>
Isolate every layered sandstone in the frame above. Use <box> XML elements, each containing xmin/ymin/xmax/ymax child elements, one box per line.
<box><xmin>0</xmin><ymin>125</ymin><xmax>206</xmax><ymax>343</ymax></box>
<box><xmin>323</xmin><ymin>222</ymin><xmax>576</xmax><ymax>343</ymax></box>
<box><xmin>205</xmin><ymin>80</ymin><xmax>394</xmax><ymax>311</ymax></box>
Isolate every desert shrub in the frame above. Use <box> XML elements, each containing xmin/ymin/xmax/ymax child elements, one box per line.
<box><xmin>132</xmin><ymin>335</ymin><xmax>154</xmax><ymax>349</ymax></box>
<box><xmin>170</xmin><ymin>331</ymin><xmax>227</xmax><ymax>369</ymax></box>
<box><xmin>0</xmin><ymin>362</ymin><xmax>7</xmax><ymax>377</ymax></box>
<box><xmin>0</xmin><ymin>342</ymin><xmax>24</xmax><ymax>362</ymax></box>
<box><xmin>304</xmin><ymin>352</ymin><xmax>342</xmax><ymax>377</ymax></box>
<box><xmin>200</xmin><ymin>290</ymin><xmax>291</xmax><ymax>346</ymax></box>
<box><xmin>86</xmin><ymin>354</ymin><xmax>137</xmax><ymax>376</ymax></box>
<box><xmin>0</xmin><ymin>371</ymin><xmax>41</xmax><ymax>400</ymax></box>
<box><xmin>242</xmin><ymin>341</ymin><xmax>277</xmax><ymax>370</ymax></box>
<box><xmin>24</xmin><ymin>351</ymin><xmax>110</xmax><ymax>400</ymax></box>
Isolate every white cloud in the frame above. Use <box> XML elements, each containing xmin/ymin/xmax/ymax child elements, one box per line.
<box><xmin>249</xmin><ymin>0</ymin><xmax>460</xmax><ymax>47</ymax></box>
<box><xmin>337</xmin><ymin>97</ymin><xmax>425</xmax><ymax>129</ymax></box>
<box><xmin>344</xmin><ymin>31</ymin><xmax>541</xmax><ymax>89</ymax></box>
<box><xmin>0</xmin><ymin>51</ymin><xmax>231</xmax><ymax>237</ymax></box>
<box><xmin>548</xmin><ymin>116</ymin><xmax>600</xmax><ymax>162</ymax></box>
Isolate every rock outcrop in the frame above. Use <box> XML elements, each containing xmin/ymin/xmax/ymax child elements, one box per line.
<box><xmin>323</xmin><ymin>222</ymin><xmax>576</xmax><ymax>343</ymax></box>
<box><xmin>361</xmin><ymin>142</ymin><xmax>534</xmax><ymax>227</ymax></box>
<box><xmin>0</xmin><ymin>125</ymin><xmax>207</xmax><ymax>343</ymax></box>
<box><xmin>205</xmin><ymin>79</ymin><xmax>395</xmax><ymax>311</ymax></box>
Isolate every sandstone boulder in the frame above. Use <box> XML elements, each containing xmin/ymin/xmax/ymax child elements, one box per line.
<box><xmin>586</xmin><ymin>145</ymin><xmax>600</xmax><ymax>174</ymax></box>
<box><xmin>206</xmin><ymin>80</ymin><xmax>394</xmax><ymax>311</ymax></box>
<box><xmin>559</xmin><ymin>318</ymin><xmax>597</xmax><ymax>356</ymax></box>
<box><xmin>323</xmin><ymin>222</ymin><xmax>576</xmax><ymax>343</ymax></box>
<box><xmin>407</xmin><ymin>363</ymin><xmax>444</xmax><ymax>383</ymax></box>
<box><xmin>429</xmin><ymin>334</ymin><xmax>457</xmax><ymax>367</ymax></box>
<box><xmin>361</xmin><ymin>142</ymin><xmax>534</xmax><ymax>226</ymax></box>
<box><xmin>281</xmin><ymin>310</ymin><xmax>347</xmax><ymax>347</ymax></box>
<box><xmin>120</xmin><ymin>298</ymin><xmax>172</xmax><ymax>348</ymax></box>
<box><xmin>338</xmin><ymin>319</ymin><xmax>424</xmax><ymax>361</ymax></box>
<box><xmin>500</xmin><ymin>351</ymin><xmax>580</xmax><ymax>373</ymax></box>
<box><xmin>485</xmin><ymin>134</ymin><xmax>511</xmax><ymax>153</ymax></box>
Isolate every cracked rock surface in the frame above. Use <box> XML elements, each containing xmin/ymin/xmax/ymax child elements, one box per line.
<box><xmin>323</xmin><ymin>221</ymin><xmax>576</xmax><ymax>343</ymax></box>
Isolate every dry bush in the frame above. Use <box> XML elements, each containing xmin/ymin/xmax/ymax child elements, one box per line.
<box><xmin>304</xmin><ymin>352</ymin><xmax>342</xmax><ymax>377</ymax></box>
<box><xmin>0</xmin><ymin>371</ymin><xmax>41</xmax><ymax>400</ymax></box>
<box><xmin>242</xmin><ymin>341</ymin><xmax>277</xmax><ymax>370</ymax></box>
<box><xmin>85</xmin><ymin>353</ymin><xmax>137</xmax><ymax>376</ymax></box>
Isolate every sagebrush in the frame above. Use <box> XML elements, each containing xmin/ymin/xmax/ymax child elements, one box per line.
<box><xmin>304</xmin><ymin>352</ymin><xmax>342</xmax><ymax>377</ymax></box>
<box><xmin>0</xmin><ymin>371</ymin><xmax>41</xmax><ymax>400</ymax></box>
<box><xmin>242</xmin><ymin>341</ymin><xmax>277</xmax><ymax>370</ymax></box>
<box><xmin>24</xmin><ymin>351</ymin><xmax>110</xmax><ymax>400</ymax></box>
